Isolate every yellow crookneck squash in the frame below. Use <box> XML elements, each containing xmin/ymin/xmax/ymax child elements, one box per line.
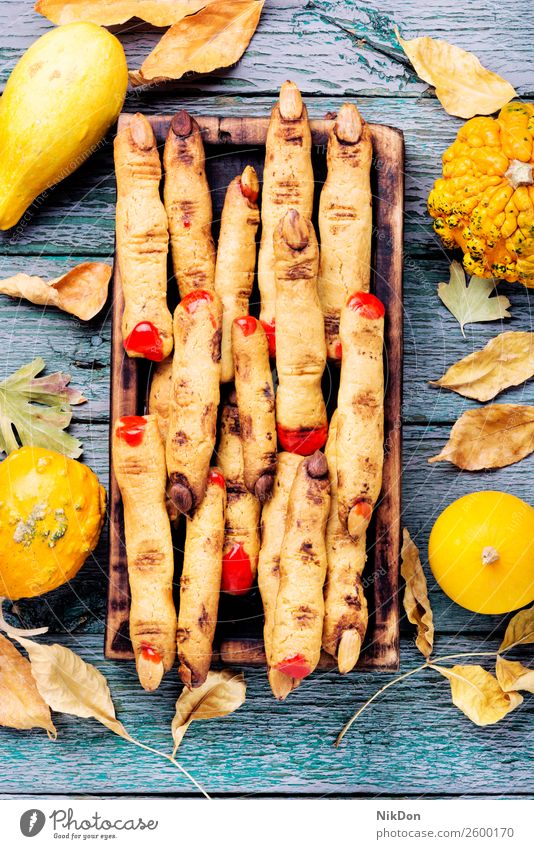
<box><xmin>429</xmin><ymin>103</ymin><xmax>534</xmax><ymax>287</ymax></box>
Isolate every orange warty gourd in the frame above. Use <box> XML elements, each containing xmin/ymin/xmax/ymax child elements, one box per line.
<box><xmin>428</xmin><ymin>102</ymin><xmax>534</xmax><ymax>287</ymax></box>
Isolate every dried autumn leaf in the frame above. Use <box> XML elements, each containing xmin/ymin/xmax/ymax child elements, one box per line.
<box><xmin>0</xmin><ymin>634</ymin><xmax>56</xmax><ymax>737</ymax></box>
<box><xmin>430</xmin><ymin>331</ymin><xmax>534</xmax><ymax>402</ymax></box>
<box><xmin>499</xmin><ymin>603</ymin><xmax>534</xmax><ymax>652</ymax></box>
<box><xmin>0</xmin><ymin>358</ymin><xmax>85</xmax><ymax>458</ymax></box>
<box><xmin>130</xmin><ymin>0</ymin><xmax>265</xmax><ymax>87</ymax></box>
<box><xmin>17</xmin><ymin>637</ymin><xmax>128</xmax><ymax>739</ymax></box>
<box><xmin>35</xmin><ymin>0</ymin><xmax>214</xmax><ymax>26</ymax></box>
<box><xmin>171</xmin><ymin>669</ymin><xmax>246</xmax><ymax>754</ymax></box>
<box><xmin>428</xmin><ymin>404</ymin><xmax>534</xmax><ymax>470</ymax></box>
<box><xmin>496</xmin><ymin>656</ymin><xmax>534</xmax><ymax>694</ymax></box>
<box><xmin>400</xmin><ymin>529</ymin><xmax>434</xmax><ymax>658</ymax></box>
<box><xmin>395</xmin><ymin>29</ymin><xmax>516</xmax><ymax>119</ymax></box>
<box><xmin>437</xmin><ymin>261</ymin><xmax>511</xmax><ymax>338</ymax></box>
<box><xmin>0</xmin><ymin>262</ymin><xmax>111</xmax><ymax>321</ymax></box>
<box><xmin>431</xmin><ymin>664</ymin><xmax>522</xmax><ymax>726</ymax></box>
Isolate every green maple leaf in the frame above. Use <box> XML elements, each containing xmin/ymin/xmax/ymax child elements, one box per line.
<box><xmin>0</xmin><ymin>358</ymin><xmax>85</xmax><ymax>458</ymax></box>
<box><xmin>437</xmin><ymin>261</ymin><xmax>512</xmax><ymax>337</ymax></box>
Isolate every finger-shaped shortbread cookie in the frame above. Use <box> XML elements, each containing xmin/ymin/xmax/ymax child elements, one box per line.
<box><xmin>322</xmin><ymin>411</ymin><xmax>368</xmax><ymax>674</ymax></box>
<box><xmin>166</xmin><ymin>289</ymin><xmax>222</xmax><ymax>516</ymax></box>
<box><xmin>215</xmin><ymin>166</ymin><xmax>260</xmax><ymax>383</ymax></box>
<box><xmin>148</xmin><ymin>357</ymin><xmax>173</xmax><ymax>443</ymax></box>
<box><xmin>274</xmin><ymin>210</ymin><xmax>327</xmax><ymax>455</ymax></box>
<box><xmin>258</xmin><ymin>81</ymin><xmax>313</xmax><ymax>356</ymax></box>
<box><xmin>217</xmin><ymin>395</ymin><xmax>261</xmax><ymax>595</ymax></box>
<box><xmin>257</xmin><ymin>451</ymin><xmax>301</xmax><ymax>699</ymax></box>
<box><xmin>232</xmin><ymin>316</ymin><xmax>277</xmax><ymax>502</ymax></box>
<box><xmin>270</xmin><ymin>451</ymin><xmax>330</xmax><ymax>685</ymax></box>
<box><xmin>113</xmin><ymin>414</ymin><xmax>176</xmax><ymax>692</ymax></box>
<box><xmin>164</xmin><ymin>110</ymin><xmax>216</xmax><ymax>298</ymax></box>
<box><xmin>318</xmin><ymin>104</ymin><xmax>373</xmax><ymax>361</ymax></box>
<box><xmin>337</xmin><ymin>291</ymin><xmax>384</xmax><ymax>540</ymax></box>
<box><xmin>114</xmin><ymin>113</ymin><xmax>173</xmax><ymax>361</ymax></box>
<box><xmin>177</xmin><ymin>469</ymin><xmax>226</xmax><ymax>688</ymax></box>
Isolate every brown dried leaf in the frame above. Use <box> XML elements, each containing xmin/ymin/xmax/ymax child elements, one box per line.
<box><xmin>17</xmin><ymin>637</ymin><xmax>128</xmax><ymax>739</ymax></box>
<box><xmin>400</xmin><ymin>529</ymin><xmax>434</xmax><ymax>658</ymax></box>
<box><xmin>0</xmin><ymin>262</ymin><xmax>111</xmax><ymax>321</ymax></box>
<box><xmin>496</xmin><ymin>657</ymin><xmax>534</xmax><ymax>694</ymax></box>
<box><xmin>35</xmin><ymin>0</ymin><xmax>213</xmax><ymax>26</ymax></box>
<box><xmin>499</xmin><ymin>604</ymin><xmax>534</xmax><ymax>653</ymax></box>
<box><xmin>130</xmin><ymin>0</ymin><xmax>265</xmax><ymax>87</ymax></box>
<box><xmin>431</xmin><ymin>332</ymin><xmax>534</xmax><ymax>403</ymax></box>
<box><xmin>171</xmin><ymin>669</ymin><xmax>246</xmax><ymax>754</ymax></box>
<box><xmin>428</xmin><ymin>404</ymin><xmax>534</xmax><ymax>470</ymax></box>
<box><xmin>396</xmin><ymin>30</ymin><xmax>516</xmax><ymax>119</ymax></box>
<box><xmin>0</xmin><ymin>634</ymin><xmax>56</xmax><ymax>737</ymax></box>
<box><xmin>431</xmin><ymin>664</ymin><xmax>522</xmax><ymax>726</ymax></box>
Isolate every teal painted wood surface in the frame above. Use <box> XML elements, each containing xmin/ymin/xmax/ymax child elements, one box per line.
<box><xmin>0</xmin><ymin>0</ymin><xmax>533</xmax><ymax>798</ymax></box>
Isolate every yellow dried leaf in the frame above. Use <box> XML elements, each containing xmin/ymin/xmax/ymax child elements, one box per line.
<box><xmin>171</xmin><ymin>669</ymin><xmax>246</xmax><ymax>754</ymax></box>
<box><xmin>396</xmin><ymin>29</ymin><xmax>516</xmax><ymax>119</ymax></box>
<box><xmin>496</xmin><ymin>656</ymin><xmax>534</xmax><ymax>694</ymax></box>
<box><xmin>0</xmin><ymin>262</ymin><xmax>111</xmax><ymax>321</ymax></box>
<box><xmin>429</xmin><ymin>404</ymin><xmax>534</xmax><ymax>470</ymax></box>
<box><xmin>400</xmin><ymin>529</ymin><xmax>434</xmax><ymax>658</ymax></box>
<box><xmin>35</xmin><ymin>0</ymin><xmax>213</xmax><ymax>26</ymax></box>
<box><xmin>0</xmin><ymin>634</ymin><xmax>56</xmax><ymax>737</ymax></box>
<box><xmin>130</xmin><ymin>0</ymin><xmax>264</xmax><ymax>87</ymax></box>
<box><xmin>499</xmin><ymin>604</ymin><xmax>534</xmax><ymax>652</ymax></box>
<box><xmin>432</xmin><ymin>664</ymin><xmax>522</xmax><ymax>726</ymax></box>
<box><xmin>17</xmin><ymin>637</ymin><xmax>127</xmax><ymax>739</ymax></box>
<box><xmin>437</xmin><ymin>262</ymin><xmax>511</xmax><ymax>337</ymax></box>
<box><xmin>430</xmin><ymin>332</ymin><xmax>534</xmax><ymax>403</ymax></box>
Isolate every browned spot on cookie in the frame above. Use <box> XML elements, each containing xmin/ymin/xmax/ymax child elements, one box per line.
<box><xmin>294</xmin><ymin>605</ymin><xmax>317</xmax><ymax>626</ymax></box>
<box><xmin>198</xmin><ymin>605</ymin><xmax>210</xmax><ymax>630</ymax></box>
<box><xmin>172</xmin><ymin>430</ymin><xmax>188</xmax><ymax>446</ymax></box>
<box><xmin>240</xmin><ymin>414</ymin><xmax>253</xmax><ymax>440</ymax></box>
<box><xmin>176</xmin><ymin>626</ymin><xmax>191</xmax><ymax>644</ymax></box>
<box><xmin>211</xmin><ymin>328</ymin><xmax>222</xmax><ymax>362</ymax></box>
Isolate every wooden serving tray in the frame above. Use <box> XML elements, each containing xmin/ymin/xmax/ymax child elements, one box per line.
<box><xmin>105</xmin><ymin>113</ymin><xmax>404</xmax><ymax>672</ymax></box>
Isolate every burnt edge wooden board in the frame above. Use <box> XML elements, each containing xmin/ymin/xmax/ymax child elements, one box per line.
<box><xmin>106</xmin><ymin>113</ymin><xmax>404</xmax><ymax>672</ymax></box>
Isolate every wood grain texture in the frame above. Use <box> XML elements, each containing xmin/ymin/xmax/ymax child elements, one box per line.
<box><xmin>0</xmin><ymin>0</ymin><xmax>532</xmax><ymax>799</ymax></box>
<box><xmin>0</xmin><ymin>0</ymin><xmax>532</xmax><ymax>96</ymax></box>
<box><xmin>106</xmin><ymin>114</ymin><xmax>404</xmax><ymax>672</ymax></box>
<box><xmin>0</xmin><ymin>632</ymin><xmax>532</xmax><ymax>797</ymax></box>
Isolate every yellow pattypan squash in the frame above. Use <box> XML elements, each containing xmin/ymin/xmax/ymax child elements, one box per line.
<box><xmin>0</xmin><ymin>447</ymin><xmax>106</xmax><ymax>600</ymax></box>
<box><xmin>428</xmin><ymin>102</ymin><xmax>534</xmax><ymax>287</ymax></box>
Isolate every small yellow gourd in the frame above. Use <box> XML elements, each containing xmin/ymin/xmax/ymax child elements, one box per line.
<box><xmin>0</xmin><ymin>447</ymin><xmax>106</xmax><ymax>600</ymax></box>
<box><xmin>0</xmin><ymin>22</ymin><xmax>128</xmax><ymax>230</ymax></box>
<box><xmin>428</xmin><ymin>491</ymin><xmax>534</xmax><ymax>614</ymax></box>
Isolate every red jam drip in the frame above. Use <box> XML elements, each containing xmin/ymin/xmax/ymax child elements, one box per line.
<box><xmin>334</xmin><ymin>340</ymin><xmax>343</xmax><ymax>360</ymax></box>
<box><xmin>208</xmin><ymin>469</ymin><xmax>226</xmax><ymax>490</ymax></box>
<box><xmin>346</xmin><ymin>291</ymin><xmax>385</xmax><ymax>320</ymax></box>
<box><xmin>124</xmin><ymin>322</ymin><xmax>164</xmax><ymax>361</ymax></box>
<box><xmin>352</xmin><ymin>498</ymin><xmax>372</xmax><ymax>520</ymax></box>
<box><xmin>183</xmin><ymin>218</ymin><xmax>191</xmax><ymax>228</ymax></box>
<box><xmin>234</xmin><ymin>315</ymin><xmax>257</xmax><ymax>336</ymax></box>
<box><xmin>141</xmin><ymin>645</ymin><xmax>162</xmax><ymax>664</ymax></box>
<box><xmin>221</xmin><ymin>542</ymin><xmax>253</xmax><ymax>595</ymax></box>
<box><xmin>260</xmin><ymin>319</ymin><xmax>276</xmax><ymax>358</ymax></box>
<box><xmin>276</xmin><ymin>654</ymin><xmax>311</xmax><ymax>679</ymax></box>
<box><xmin>277</xmin><ymin>424</ymin><xmax>328</xmax><ymax>455</ymax></box>
<box><xmin>240</xmin><ymin>178</ymin><xmax>259</xmax><ymax>203</ymax></box>
<box><xmin>181</xmin><ymin>289</ymin><xmax>217</xmax><ymax>328</ymax></box>
<box><xmin>116</xmin><ymin>416</ymin><xmax>147</xmax><ymax>447</ymax></box>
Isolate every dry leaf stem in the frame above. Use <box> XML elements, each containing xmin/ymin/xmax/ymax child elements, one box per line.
<box><xmin>119</xmin><ymin>731</ymin><xmax>210</xmax><ymax>799</ymax></box>
<box><xmin>335</xmin><ymin>649</ymin><xmax>514</xmax><ymax>746</ymax></box>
